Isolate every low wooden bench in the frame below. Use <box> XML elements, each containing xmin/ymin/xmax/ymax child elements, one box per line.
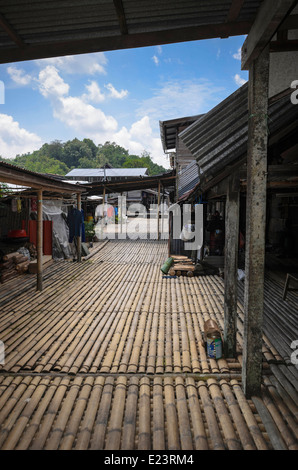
<box><xmin>282</xmin><ymin>272</ymin><xmax>298</xmax><ymax>300</ymax></box>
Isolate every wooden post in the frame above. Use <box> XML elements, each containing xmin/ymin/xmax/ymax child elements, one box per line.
<box><xmin>101</xmin><ymin>186</ymin><xmax>106</xmax><ymax>240</ymax></box>
<box><xmin>242</xmin><ymin>45</ymin><xmax>270</xmax><ymax>398</ymax></box>
<box><xmin>161</xmin><ymin>184</ymin><xmax>165</xmax><ymax>237</ymax></box>
<box><xmin>120</xmin><ymin>192</ymin><xmax>123</xmax><ymax>236</ymax></box>
<box><xmin>224</xmin><ymin>172</ymin><xmax>240</xmax><ymax>358</ymax></box>
<box><xmin>157</xmin><ymin>180</ymin><xmax>161</xmax><ymax>240</ymax></box>
<box><xmin>37</xmin><ymin>188</ymin><xmax>43</xmax><ymax>291</ymax></box>
<box><xmin>77</xmin><ymin>193</ymin><xmax>82</xmax><ymax>262</ymax></box>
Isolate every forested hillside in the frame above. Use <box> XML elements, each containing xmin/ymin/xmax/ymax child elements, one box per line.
<box><xmin>1</xmin><ymin>139</ymin><xmax>167</xmax><ymax>176</ymax></box>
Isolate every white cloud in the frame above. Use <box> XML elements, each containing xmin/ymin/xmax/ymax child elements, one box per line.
<box><xmin>36</xmin><ymin>66</ymin><xmax>118</xmax><ymax>143</ymax></box>
<box><xmin>152</xmin><ymin>55</ymin><xmax>159</xmax><ymax>65</ymax></box>
<box><xmin>0</xmin><ymin>114</ymin><xmax>42</xmax><ymax>159</ymax></box>
<box><xmin>7</xmin><ymin>66</ymin><xmax>32</xmax><ymax>86</ymax></box>
<box><xmin>137</xmin><ymin>79</ymin><xmax>225</xmax><ymax>121</ymax></box>
<box><xmin>82</xmin><ymin>80</ymin><xmax>105</xmax><ymax>103</ymax></box>
<box><xmin>33</xmin><ymin>64</ymin><xmax>167</xmax><ymax>167</ymax></box>
<box><xmin>113</xmin><ymin>116</ymin><xmax>165</xmax><ymax>166</ymax></box>
<box><xmin>55</xmin><ymin>96</ymin><xmax>118</xmax><ymax>136</ymax></box>
<box><xmin>36</xmin><ymin>53</ymin><xmax>108</xmax><ymax>75</ymax></box>
<box><xmin>38</xmin><ymin>65</ymin><xmax>69</xmax><ymax>98</ymax></box>
<box><xmin>104</xmin><ymin>83</ymin><xmax>128</xmax><ymax>99</ymax></box>
<box><xmin>233</xmin><ymin>48</ymin><xmax>242</xmax><ymax>60</ymax></box>
<box><xmin>234</xmin><ymin>74</ymin><xmax>247</xmax><ymax>87</ymax></box>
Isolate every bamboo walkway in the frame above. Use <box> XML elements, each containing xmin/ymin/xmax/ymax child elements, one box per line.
<box><xmin>0</xmin><ymin>240</ymin><xmax>297</xmax><ymax>450</ymax></box>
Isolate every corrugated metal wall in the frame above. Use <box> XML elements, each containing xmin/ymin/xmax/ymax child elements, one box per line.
<box><xmin>178</xmin><ymin>160</ymin><xmax>199</xmax><ymax>199</ymax></box>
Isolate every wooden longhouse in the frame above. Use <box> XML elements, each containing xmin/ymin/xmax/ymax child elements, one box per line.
<box><xmin>0</xmin><ymin>0</ymin><xmax>297</xmax><ymax>452</ymax></box>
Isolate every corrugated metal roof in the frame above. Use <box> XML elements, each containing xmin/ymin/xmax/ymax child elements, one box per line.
<box><xmin>85</xmin><ymin>169</ymin><xmax>176</xmax><ymax>193</ymax></box>
<box><xmin>159</xmin><ymin>114</ymin><xmax>203</xmax><ymax>152</ymax></box>
<box><xmin>0</xmin><ymin>1</ymin><xmax>263</xmax><ymax>63</ymax></box>
<box><xmin>180</xmin><ymin>83</ymin><xmax>249</xmax><ymax>177</ymax></box>
<box><xmin>177</xmin><ymin>159</ymin><xmax>199</xmax><ymax>198</ymax></box>
<box><xmin>179</xmin><ymin>84</ymin><xmax>298</xmax><ymax>180</ymax></box>
<box><xmin>66</xmin><ymin>168</ymin><xmax>148</xmax><ymax>178</ymax></box>
<box><xmin>0</xmin><ymin>160</ymin><xmax>86</xmax><ymax>193</ymax></box>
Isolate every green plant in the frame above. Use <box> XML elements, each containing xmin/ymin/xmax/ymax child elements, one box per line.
<box><xmin>84</xmin><ymin>221</ymin><xmax>95</xmax><ymax>240</ymax></box>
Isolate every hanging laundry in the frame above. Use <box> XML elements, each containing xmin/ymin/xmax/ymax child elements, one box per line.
<box><xmin>31</xmin><ymin>197</ymin><xmax>37</xmax><ymax>211</ymax></box>
<box><xmin>17</xmin><ymin>198</ymin><xmax>22</xmax><ymax>213</ymax></box>
<box><xmin>67</xmin><ymin>208</ymin><xmax>86</xmax><ymax>243</ymax></box>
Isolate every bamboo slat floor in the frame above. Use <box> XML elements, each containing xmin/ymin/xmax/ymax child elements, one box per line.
<box><xmin>0</xmin><ymin>240</ymin><xmax>297</xmax><ymax>450</ymax></box>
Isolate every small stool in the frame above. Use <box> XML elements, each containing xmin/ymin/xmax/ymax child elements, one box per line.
<box><xmin>283</xmin><ymin>273</ymin><xmax>298</xmax><ymax>300</ymax></box>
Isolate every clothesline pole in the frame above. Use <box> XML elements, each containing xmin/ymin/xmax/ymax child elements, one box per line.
<box><xmin>77</xmin><ymin>193</ymin><xmax>81</xmax><ymax>262</ymax></box>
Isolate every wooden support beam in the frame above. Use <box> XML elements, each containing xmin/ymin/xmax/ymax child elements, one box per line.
<box><xmin>224</xmin><ymin>172</ymin><xmax>240</xmax><ymax>358</ymax></box>
<box><xmin>113</xmin><ymin>0</ymin><xmax>128</xmax><ymax>35</ymax></box>
<box><xmin>100</xmin><ymin>186</ymin><xmax>106</xmax><ymax>240</ymax></box>
<box><xmin>0</xmin><ymin>164</ymin><xmax>85</xmax><ymax>194</ymax></box>
<box><xmin>77</xmin><ymin>193</ymin><xmax>82</xmax><ymax>263</ymax></box>
<box><xmin>242</xmin><ymin>45</ymin><xmax>270</xmax><ymax>398</ymax></box>
<box><xmin>37</xmin><ymin>189</ymin><xmax>43</xmax><ymax>292</ymax></box>
<box><xmin>241</xmin><ymin>0</ymin><xmax>298</xmax><ymax>70</ymax></box>
<box><xmin>226</xmin><ymin>0</ymin><xmax>245</xmax><ymax>22</ymax></box>
<box><xmin>0</xmin><ymin>12</ymin><xmax>25</xmax><ymax>48</ymax></box>
<box><xmin>0</xmin><ymin>21</ymin><xmax>252</xmax><ymax>65</ymax></box>
<box><xmin>270</xmin><ymin>39</ymin><xmax>298</xmax><ymax>52</ymax></box>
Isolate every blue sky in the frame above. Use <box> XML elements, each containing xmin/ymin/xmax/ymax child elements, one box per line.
<box><xmin>0</xmin><ymin>35</ymin><xmax>248</xmax><ymax>168</ymax></box>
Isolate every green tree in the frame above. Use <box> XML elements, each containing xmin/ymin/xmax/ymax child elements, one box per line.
<box><xmin>123</xmin><ymin>151</ymin><xmax>166</xmax><ymax>175</ymax></box>
<box><xmin>96</xmin><ymin>141</ymin><xmax>129</xmax><ymax>167</ymax></box>
<box><xmin>15</xmin><ymin>153</ymin><xmax>69</xmax><ymax>175</ymax></box>
<box><xmin>62</xmin><ymin>138</ymin><xmax>93</xmax><ymax>168</ymax></box>
<box><xmin>78</xmin><ymin>156</ymin><xmax>98</xmax><ymax>168</ymax></box>
<box><xmin>83</xmin><ymin>138</ymin><xmax>98</xmax><ymax>159</ymax></box>
<box><xmin>0</xmin><ymin>139</ymin><xmax>167</xmax><ymax>177</ymax></box>
<box><xmin>40</xmin><ymin>140</ymin><xmax>64</xmax><ymax>161</ymax></box>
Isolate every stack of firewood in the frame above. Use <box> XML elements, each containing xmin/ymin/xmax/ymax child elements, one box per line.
<box><xmin>25</xmin><ymin>242</ymin><xmax>37</xmax><ymax>259</ymax></box>
<box><xmin>0</xmin><ymin>251</ymin><xmax>30</xmax><ymax>283</ymax></box>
